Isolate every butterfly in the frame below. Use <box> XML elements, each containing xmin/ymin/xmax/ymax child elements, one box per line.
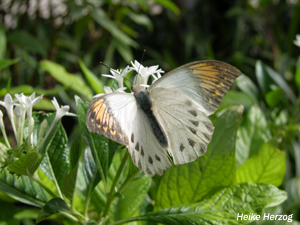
<box><xmin>86</xmin><ymin>60</ymin><xmax>241</xmax><ymax>176</ymax></box>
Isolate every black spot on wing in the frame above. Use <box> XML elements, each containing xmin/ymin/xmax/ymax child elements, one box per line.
<box><xmin>146</xmin><ymin>167</ymin><xmax>153</xmax><ymax>176</ymax></box>
<box><xmin>203</xmin><ymin>133</ymin><xmax>212</xmax><ymax>142</ymax></box>
<box><xmin>188</xmin><ymin>126</ymin><xmax>197</xmax><ymax>135</ymax></box>
<box><xmin>188</xmin><ymin>138</ymin><xmax>195</xmax><ymax>147</ymax></box>
<box><xmin>189</xmin><ymin>120</ymin><xmax>199</xmax><ymax>127</ymax></box>
<box><xmin>131</xmin><ymin>133</ymin><xmax>134</xmax><ymax>143</ymax></box>
<box><xmin>138</xmin><ymin>159</ymin><xmax>142</xmax><ymax>169</ymax></box>
<box><xmin>188</xmin><ymin>110</ymin><xmax>197</xmax><ymax>117</ymax></box>
<box><xmin>148</xmin><ymin>156</ymin><xmax>153</xmax><ymax>165</ymax></box>
<box><xmin>141</xmin><ymin>147</ymin><xmax>144</xmax><ymax>156</ymax></box>
<box><xmin>155</xmin><ymin>155</ymin><xmax>161</xmax><ymax>161</ymax></box>
<box><xmin>135</xmin><ymin>142</ymin><xmax>139</xmax><ymax>151</ymax></box>
<box><xmin>180</xmin><ymin>143</ymin><xmax>185</xmax><ymax>152</ymax></box>
<box><xmin>203</xmin><ymin>121</ymin><xmax>214</xmax><ymax>133</ymax></box>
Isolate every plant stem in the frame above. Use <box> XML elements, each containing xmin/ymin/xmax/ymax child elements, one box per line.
<box><xmin>102</xmin><ymin>152</ymin><xmax>129</xmax><ymax>218</ymax></box>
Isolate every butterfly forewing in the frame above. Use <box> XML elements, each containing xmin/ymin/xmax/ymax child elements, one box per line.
<box><xmin>149</xmin><ymin>60</ymin><xmax>241</xmax><ymax>116</ymax></box>
<box><xmin>86</xmin><ymin>93</ymin><xmax>171</xmax><ymax>176</ymax></box>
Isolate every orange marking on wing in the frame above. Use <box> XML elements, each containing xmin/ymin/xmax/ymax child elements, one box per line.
<box><xmin>103</xmin><ymin>126</ymin><xmax>108</xmax><ymax>132</ymax></box>
<box><xmin>111</xmin><ymin>130</ymin><xmax>116</xmax><ymax>136</ymax></box>
<box><xmin>96</xmin><ymin>103</ymin><xmax>107</xmax><ymax>121</ymax></box>
<box><xmin>102</xmin><ymin>110</ymin><xmax>109</xmax><ymax>126</ymax></box>
<box><xmin>109</xmin><ymin>116</ymin><xmax>114</xmax><ymax>129</ymax></box>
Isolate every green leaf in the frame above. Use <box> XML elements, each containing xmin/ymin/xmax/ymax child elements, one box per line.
<box><xmin>114</xmin><ymin>39</ymin><xmax>134</xmax><ymax>63</ymax></box>
<box><xmin>0</xmin><ymin>26</ymin><xmax>6</xmax><ymax>59</ymax></box>
<box><xmin>39</xmin><ymin>122</ymin><xmax>69</xmax><ymax>192</ymax></box>
<box><xmin>155</xmin><ymin>105</ymin><xmax>243</xmax><ymax>210</ymax></box>
<box><xmin>236</xmin><ymin>142</ymin><xmax>286</xmax><ymax>187</ymax></box>
<box><xmin>127</xmin><ymin>11</ymin><xmax>153</xmax><ymax>31</ymax></box>
<box><xmin>82</xmin><ymin>146</ymin><xmax>102</xmax><ymax>195</ymax></box>
<box><xmin>265</xmin><ymin>87</ymin><xmax>283</xmax><ymax>108</ymax></box>
<box><xmin>91</xmin><ymin>8</ymin><xmax>138</xmax><ymax>48</ymax></box>
<box><xmin>0</xmin><ymin>58</ymin><xmax>20</xmax><ymax>70</ymax></box>
<box><xmin>40</xmin><ymin>60</ymin><xmax>93</xmax><ymax>99</ymax></box>
<box><xmin>265</xmin><ymin>65</ymin><xmax>297</xmax><ymax>104</ymax></box>
<box><xmin>117</xmin><ymin>176</ymin><xmax>151</xmax><ymax>220</ymax></box>
<box><xmin>78</xmin><ymin>59</ymin><xmax>104</xmax><ymax>94</ymax></box>
<box><xmin>36</xmin><ymin>198</ymin><xmax>72</xmax><ymax>223</ymax></box>
<box><xmin>8</xmin><ymin>31</ymin><xmax>47</xmax><ymax>57</ymax></box>
<box><xmin>119</xmin><ymin>183</ymin><xmax>287</xmax><ymax>225</ymax></box>
<box><xmin>0</xmin><ymin>169</ymin><xmax>51</xmax><ymax>207</ymax></box>
<box><xmin>235</xmin><ymin>105</ymin><xmax>271</xmax><ymax>167</ymax></box>
<box><xmin>155</xmin><ymin>0</ymin><xmax>180</xmax><ymax>15</ymax></box>
<box><xmin>255</xmin><ymin>60</ymin><xmax>273</xmax><ymax>96</ymax></box>
<box><xmin>0</xmin><ymin>84</ymin><xmax>65</xmax><ymax>97</ymax></box>
<box><xmin>235</xmin><ymin>74</ymin><xmax>259</xmax><ymax>100</ymax></box>
<box><xmin>285</xmin><ymin>177</ymin><xmax>300</xmax><ymax>209</ymax></box>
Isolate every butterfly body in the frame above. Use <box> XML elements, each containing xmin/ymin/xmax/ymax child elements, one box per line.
<box><xmin>86</xmin><ymin>60</ymin><xmax>241</xmax><ymax>176</ymax></box>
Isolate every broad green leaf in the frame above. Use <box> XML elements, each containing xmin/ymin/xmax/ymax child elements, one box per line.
<box><xmin>0</xmin><ymin>84</ymin><xmax>65</xmax><ymax>97</ymax></box>
<box><xmin>8</xmin><ymin>152</ymin><xmax>41</xmax><ymax>176</ymax></box>
<box><xmin>40</xmin><ymin>60</ymin><xmax>93</xmax><ymax>99</ymax></box>
<box><xmin>119</xmin><ymin>183</ymin><xmax>287</xmax><ymax>225</ymax></box>
<box><xmin>117</xmin><ymin>176</ymin><xmax>151</xmax><ymax>220</ymax></box>
<box><xmin>36</xmin><ymin>198</ymin><xmax>73</xmax><ymax>223</ymax></box>
<box><xmin>0</xmin><ymin>26</ymin><xmax>6</xmax><ymax>59</ymax></box>
<box><xmin>91</xmin><ymin>8</ymin><xmax>138</xmax><ymax>48</ymax></box>
<box><xmin>0</xmin><ymin>169</ymin><xmax>51</xmax><ymax>207</ymax></box>
<box><xmin>39</xmin><ymin>123</ymin><xmax>70</xmax><ymax>194</ymax></box>
<box><xmin>75</xmin><ymin>96</ymin><xmax>110</xmax><ymax>189</ymax></box>
<box><xmin>155</xmin><ymin>0</ymin><xmax>180</xmax><ymax>15</ymax></box>
<box><xmin>216</xmin><ymin>91</ymin><xmax>256</xmax><ymax>114</ymax></box>
<box><xmin>265</xmin><ymin>65</ymin><xmax>296</xmax><ymax>104</ymax></box>
<box><xmin>8</xmin><ymin>31</ymin><xmax>47</xmax><ymax>57</ymax></box>
<box><xmin>155</xmin><ymin>105</ymin><xmax>243</xmax><ymax>210</ymax></box>
<box><xmin>265</xmin><ymin>87</ymin><xmax>283</xmax><ymax>108</ymax></box>
<box><xmin>235</xmin><ymin>74</ymin><xmax>259</xmax><ymax>100</ymax></box>
<box><xmin>78</xmin><ymin>59</ymin><xmax>104</xmax><ymax>94</ymax></box>
<box><xmin>235</xmin><ymin>105</ymin><xmax>271</xmax><ymax>167</ymax></box>
<box><xmin>0</xmin><ymin>58</ymin><xmax>20</xmax><ymax>70</ymax></box>
<box><xmin>236</xmin><ymin>142</ymin><xmax>286</xmax><ymax>187</ymax></box>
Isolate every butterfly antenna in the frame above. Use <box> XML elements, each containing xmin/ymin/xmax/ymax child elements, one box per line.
<box><xmin>137</xmin><ymin>49</ymin><xmax>146</xmax><ymax>75</ymax></box>
<box><xmin>99</xmin><ymin>62</ymin><xmax>133</xmax><ymax>85</ymax></box>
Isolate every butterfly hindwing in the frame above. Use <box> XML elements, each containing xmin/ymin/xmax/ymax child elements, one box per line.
<box><xmin>150</xmin><ymin>88</ymin><xmax>214</xmax><ymax>164</ymax></box>
<box><xmin>86</xmin><ymin>93</ymin><xmax>171</xmax><ymax>176</ymax></box>
<box><xmin>149</xmin><ymin>60</ymin><xmax>241</xmax><ymax>116</ymax></box>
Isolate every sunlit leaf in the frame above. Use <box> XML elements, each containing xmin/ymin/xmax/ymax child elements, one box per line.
<box><xmin>235</xmin><ymin>105</ymin><xmax>271</xmax><ymax>167</ymax></box>
<box><xmin>40</xmin><ymin>60</ymin><xmax>93</xmax><ymax>99</ymax></box>
<box><xmin>155</xmin><ymin>0</ymin><xmax>180</xmax><ymax>15</ymax></box>
<box><xmin>119</xmin><ymin>183</ymin><xmax>287</xmax><ymax>225</ymax></box>
<box><xmin>236</xmin><ymin>142</ymin><xmax>286</xmax><ymax>187</ymax></box>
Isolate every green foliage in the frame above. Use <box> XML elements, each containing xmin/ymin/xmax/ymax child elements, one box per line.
<box><xmin>0</xmin><ymin>0</ymin><xmax>300</xmax><ymax>224</ymax></box>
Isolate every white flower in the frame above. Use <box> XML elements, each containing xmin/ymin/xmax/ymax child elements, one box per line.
<box><xmin>294</xmin><ymin>34</ymin><xmax>300</xmax><ymax>47</ymax></box>
<box><xmin>0</xmin><ymin>110</ymin><xmax>11</xmax><ymax>148</ymax></box>
<box><xmin>102</xmin><ymin>66</ymin><xmax>132</xmax><ymax>88</ymax></box>
<box><xmin>15</xmin><ymin>93</ymin><xmax>43</xmax><ymax>146</ymax></box>
<box><xmin>0</xmin><ymin>94</ymin><xmax>18</xmax><ymax>141</ymax></box>
<box><xmin>131</xmin><ymin>60</ymin><xmax>164</xmax><ymax>85</ymax></box>
<box><xmin>51</xmin><ymin>97</ymin><xmax>77</xmax><ymax>123</ymax></box>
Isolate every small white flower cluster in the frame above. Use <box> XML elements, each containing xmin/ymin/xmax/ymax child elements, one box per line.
<box><xmin>0</xmin><ymin>93</ymin><xmax>75</xmax><ymax>164</ymax></box>
<box><xmin>97</xmin><ymin>60</ymin><xmax>164</xmax><ymax>97</ymax></box>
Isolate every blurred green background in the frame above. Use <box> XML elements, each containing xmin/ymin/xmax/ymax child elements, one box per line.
<box><xmin>0</xmin><ymin>0</ymin><xmax>300</xmax><ymax>224</ymax></box>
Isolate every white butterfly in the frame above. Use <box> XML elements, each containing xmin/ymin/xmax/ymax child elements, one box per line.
<box><xmin>86</xmin><ymin>61</ymin><xmax>241</xmax><ymax>176</ymax></box>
